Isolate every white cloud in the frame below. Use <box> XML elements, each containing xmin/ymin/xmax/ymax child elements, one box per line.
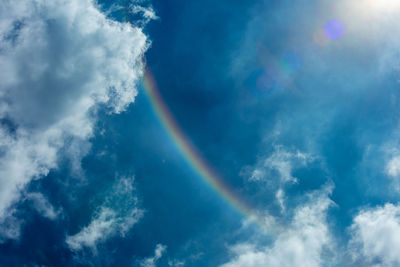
<box><xmin>140</xmin><ymin>244</ymin><xmax>167</xmax><ymax>267</ymax></box>
<box><xmin>221</xmin><ymin>187</ymin><xmax>334</xmax><ymax>267</ymax></box>
<box><xmin>248</xmin><ymin>146</ymin><xmax>312</xmax><ymax>184</ymax></box>
<box><xmin>66</xmin><ymin>208</ymin><xmax>119</xmax><ymax>251</ymax></box>
<box><xmin>243</xmin><ymin>146</ymin><xmax>314</xmax><ymax>211</ymax></box>
<box><xmin>275</xmin><ymin>188</ymin><xmax>285</xmax><ymax>212</ymax></box>
<box><xmin>386</xmin><ymin>156</ymin><xmax>400</xmax><ymax>178</ymax></box>
<box><xmin>25</xmin><ymin>192</ymin><xmax>62</xmax><ymax>220</ymax></box>
<box><xmin>131</xmin><ymin>5</ymin><xmax>159</xmax><ymax>25</ymax></box>
<box><xmin>0</xmin><ymin>0</ymin><xmax>150</xmax><ymax>240</ymax></box>
<box><xmin>349</xmin><ymin>203</ymin><xmax>400</xmax><ymax>266</ymax></box>
<box><xmin>66</xmin><ymin>177</ymin><xmax>143</xmax><ymax>251</ymax></box>
<box><xmin>168</xmin><ymin>259</ymin><xmax>185</xmax><ymax>267</ymax></box>
<box><xmin>380</xmin><ymin>144</ymin><xmax>400</xmax><ymax>190</ymax></box>
<box><xmin>0</xmin><ymin>209</ymin><xmax>22</xmax><ymax>242</ymax></box>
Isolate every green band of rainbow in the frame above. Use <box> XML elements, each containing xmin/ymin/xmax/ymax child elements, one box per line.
<box><xmin>142</xmin><ymin>67</ymin><xmax>256</xmax><ymax>221</ymax></box>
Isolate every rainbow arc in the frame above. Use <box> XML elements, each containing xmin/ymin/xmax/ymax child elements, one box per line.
<box><xmin>142</xmin><ymin>67</ymin><xmax>260</xmax><ymax>223</ymax></box>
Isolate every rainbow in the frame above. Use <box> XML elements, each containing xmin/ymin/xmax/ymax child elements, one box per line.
<box><xmin>142</xmin><ymin>67</ymin><xmax>258</xmax><ymax>222</ymax></box>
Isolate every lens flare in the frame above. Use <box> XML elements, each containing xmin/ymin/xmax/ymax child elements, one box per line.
<box><xmin>313</xmin><ymin>29</ymin><xmax>330</xmax><ymax>46</ymax></box>
<box><xmin>323</xmin><ymin>19</ymin><xmax>345</xmax><ymax>40</ymax></box>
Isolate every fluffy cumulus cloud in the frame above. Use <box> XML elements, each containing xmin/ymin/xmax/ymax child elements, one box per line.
<box><xmin>66</xmin><ymin>176</ymin><xmax>143</xmax><ymax>251</ymax></box>
<box><xmin>0</xmin><ymin>0</ymin><xmax>149</xmax><ymax>240</ymax></box>
<box><xmin>349</xmin><ymin>203</ymin><xmax>400</xmax><ymax>266</ymax></box>
<box><xmin>221</xmin><ymin>187</ymin><xmax>334</xmax><ymax>267</ymax></box>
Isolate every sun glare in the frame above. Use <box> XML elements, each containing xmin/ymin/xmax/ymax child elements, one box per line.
<box><xmin>367</xmin><ymin>0</ymin><xmax>400</xmax><ymax>12</ymax></box>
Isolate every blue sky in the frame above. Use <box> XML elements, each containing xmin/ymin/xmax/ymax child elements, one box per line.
<box><xmin>1</xmin><ymin>0</ymin><xmax>400</xmax><ymax>266</ymax></box>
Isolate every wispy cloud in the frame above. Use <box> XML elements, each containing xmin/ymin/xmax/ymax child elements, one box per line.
<box><xmin>247</xmin><ymin>146</ymin><xmax>313</xmax><ymax>184</ymax></box>
<box><xmin>25</xmin><ymin>192</ymin><xmax>62</xmax><ymax>220</ymax></box>
<box><xmin>131</xmin><ymin>4</ymin><xmax>159</xmax><ymax>26</ymax></box>
<box><xmin>66</xmin><ymin>177</ymin><xmax>143</xmax><ymax>251</ymax></box>
<box><xmin>241</xmin><ymin>145</ymin><xmax>315</xmax><ymax>211</ymax></box>
<box><xmin>140</xmin><ymin>244</ymin><xmax>167</xmax><ymax>267</ymax></box>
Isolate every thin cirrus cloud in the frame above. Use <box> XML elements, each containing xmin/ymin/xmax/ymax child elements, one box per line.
<box><xmin>0</xmin><ymin>0</ymin><xmax>149</xmax><ymax>241</ymax></box>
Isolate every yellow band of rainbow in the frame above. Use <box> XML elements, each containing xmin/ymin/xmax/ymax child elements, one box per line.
<box><xmin>142</xmin><ymin>67</ymin><xmax>258</xmax><ymax>222</ymax></box>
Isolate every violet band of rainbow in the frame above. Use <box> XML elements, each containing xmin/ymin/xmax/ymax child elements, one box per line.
<box><xmin>142</xmin><ymin>66</ymin><xmax>260</xmax><ymax>223</ymax></box>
